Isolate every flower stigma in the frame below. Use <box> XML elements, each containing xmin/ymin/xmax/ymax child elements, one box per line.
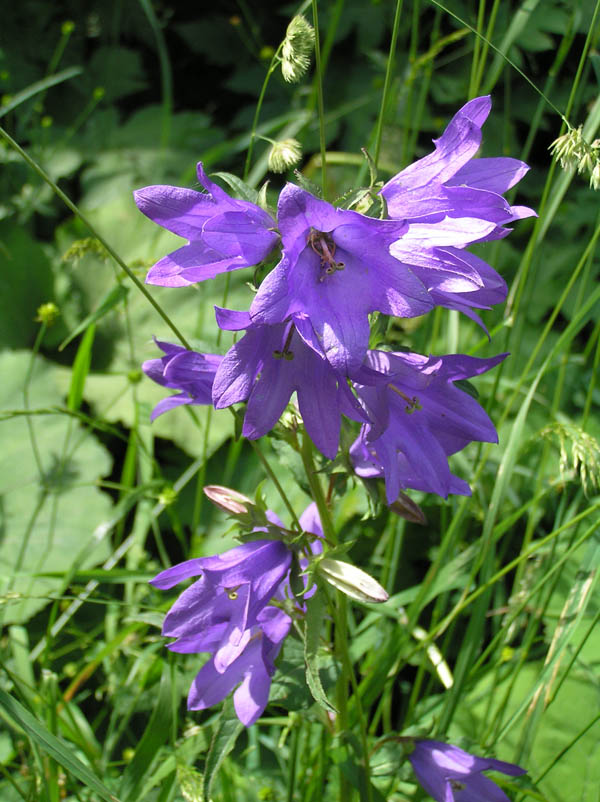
<box><xmin>388</xmin><ymin>384</ymin><xmax>422</xmax><ymax>414</ymax></box>
<box><xmin>307</xmin><ymin>228</ymin><xmax>345</xmax><ymax>281</ymax></box>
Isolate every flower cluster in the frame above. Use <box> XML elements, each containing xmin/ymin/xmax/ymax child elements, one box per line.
<box><xmin>138</xmin><ymin>96</ymin><xmax>533</xmax><ymax>730</ymax></box>
<box><xmin>138</xmin><ymin>95</ymin><xmax>532</xmax><ymax>501</ymax></box>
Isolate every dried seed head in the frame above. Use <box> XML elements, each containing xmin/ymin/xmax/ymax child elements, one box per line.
<box><xmin>549</xmin><ymin>125</ymin><xmax>600</xmax><ymax>190</ymax></box>
<box><xmin>268</xmin><ymin>138</ymin><xmax>302</xmax><ymax>173</ymax></box>
<box><xmin>281</xmin><ymin>15</ymin><xmax>315</xmax><ymax>83</ymax></box>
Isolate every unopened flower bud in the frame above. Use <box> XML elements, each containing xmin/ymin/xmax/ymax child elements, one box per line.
<box><xmin>590</xmin><ymin>162</ymin><xmax>600</xmax><ymax>191</ymax></box>
<box><xmin>318</xmin><ymin>558</ymin><xmax>389</xmax><ymax>603</ymax></box>
<box><xmin>388</xmin><ymin>490</ymin><xmax>427</xmax><ymax>525</ymax></box>
<box><xmin>35</xmin><ymin>302</ymin><xmax>60</xmax><ymax>326</ymax></box>
<box><xmin>281</xmin><ymin>15</ymin><xmax>315</xmax><ymax>83</ymax></box>
<box><xmin>203</xmin><ymin>485</ymin><xmax>252</xmax><ymax>515</ymax></box>
<box><xmin>268</xmin><ymin>138</ymin><xmax>302</xmax><ymax>173</ymax></box>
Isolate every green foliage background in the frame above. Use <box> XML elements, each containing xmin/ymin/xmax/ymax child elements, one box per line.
<box><xmin>1</xmin><ymin>1</ymin><xmax>600</xmax><ymax>800</ymax></box>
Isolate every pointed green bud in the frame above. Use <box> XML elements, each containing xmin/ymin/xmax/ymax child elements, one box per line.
<box><xmin>318</xmin><ymin>558</ymin><xmax>389</xmax><ymax>603</ymax></box>
<box><xmin>268</xmin><ymin>138</ymin><xmax>302</xmax><ymax>173</ymax></box>
<box><xmin>281</xmin><ymin>15</ymin><xmax>315</xmax><ymax>83</ymax></box>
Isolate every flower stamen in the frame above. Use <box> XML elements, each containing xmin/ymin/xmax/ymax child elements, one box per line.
<box><xmin>307</xmin><ymin>228</ymin><xmax>345</xmax><ymax>281</ymax></box>
<box><xmin>388</xmin><ymin>384</ymin><xmax>422</xmax><ymax>413</ymax></box>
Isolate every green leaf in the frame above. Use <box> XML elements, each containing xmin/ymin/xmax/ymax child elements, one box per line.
<box><xmin>67</xmin><ymin>323</ymin><xmax>95</xmax><ymax>411</ymax></box>
<box><xmin>304</xmin><ymin>591</ymin><xmax>337</xmax><ymax>712</ymax></box>
<box><xmin>120</xmin><ymin>668</ymin><xmax>173</xmax><ymax>802</ymax></box>
<box><xmin>210</xmin><ymin>172</ymin><xmax>259</xmax><ymax>204</ymax></box>
<box><xmin>0</xmin><ymin>67</ymin><xmax>83</xmax><ymax>121</ymax></box>
<box><xmin>0</xmin><ymin>351</ymin><xmax>112</xmax><ymax>623</ymax></box>
<box><xmin>203</xmin><ymin>697</ymin><xmax>244</xmax><ymax>800</ymax></box>
<box><xmin>0</xmin><ymin>689</ymin><xmax>119</xmax><ymax>802</ymax></box>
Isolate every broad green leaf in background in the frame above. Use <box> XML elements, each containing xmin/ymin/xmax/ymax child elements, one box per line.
<box><xmin>0</xmin><ymin>350</ymin><xmax>113</xmax><ymax>623</ymax></box>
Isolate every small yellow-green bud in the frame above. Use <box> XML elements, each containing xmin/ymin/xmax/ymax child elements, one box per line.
<box><xmin>127</xmin><ymin>368</ymin><xmax>142</xmax><ymax>384</ymax></box>
<box><xmin>158</xmin><ymin>486</ymin><xmax>177</xmax><ymax>506</ymax></box>
<box><xmin>93</xmin><ymin>86</ymin><xmax>105</xmax><ymax>101</ymax></box>
<box><xmin>260</xmin><ymin>45</ymin><xmax>275</xmax><ymax>61</ymax></box>
<box><xmin>268</xmin><ymin>138</ymin><xmax>302</xmax><ymax>173</ymax></box>
<box><xmin>61</xmin><ymin>20</ymin><xmax>75</xmax><ymax>35</ymax></box>
<box><xmin>281</xmin><ymin>15</ymin><xmax>315</xmax><ymax>83</ymax></box>
<box><xmin>35</xmin><ymin>302</ymin><xmax>60</xmax><ymax>326</ymax></box>
<box><xmin>318</xmin><ymin>558</ymin><xmax>389</xmax><ymax>603</ymax></box>
<box><xmin>41</xmin><ymin>115</ymin><xmax>53</xmax><ymax>128</ymax></box>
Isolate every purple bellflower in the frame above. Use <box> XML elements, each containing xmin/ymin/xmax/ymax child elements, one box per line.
<box><xmin>248</xmin><ymin>183</ymin><xmax>434</xmax><ymax>373</ymax></box>
<box><xmin>379</xmin><ymin>96</ymin><xmax>535</xmax><ymax>238</ymax></box>
<box><xmin>409</xmin><ymin>739</ymin><xmax>526</xmax><ymax>802</ymax></box>
<box><xmin>187</xmin><ymin>606</ymin><xmax>291</xmax><ymax>726</ymax></box>
<box><xmin>134</xmin><ymin>162</ymin><xmax>279</xmax><ymax>286</ymax></box>
<box><xmin>151</xmin><ymin>503</ymin><xmax>324</xmax><ymax>726</ymax></box>
<box><xmin>212</xmin><ymin>306</ymin><xmax>368</xmax><ymax>459</ymax></box>
<box><xmin>150</xmin><ymin>539</ymin><xmax>292</xmax><ymax>672</ymax></box>
<box><xmin>142</xmin><ymin>339</ymin><xmax>222</xmax><ymax>421</ymax></box>
<box><xmin>350</xmin><ymin>350</ymin><xmax>507</xmax><ymax>502</ymax></box>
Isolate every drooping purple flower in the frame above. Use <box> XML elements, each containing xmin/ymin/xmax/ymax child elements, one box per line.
<box><xmin>150</xmin><ymin>539</ymin><xmax>292</xmax><ymax>671</ymax></box>
<box><xmin>187</xmin><ymin>606</ymin><xmax>291</xmax><ymax>726</ymax></box>
<box><xmin>134</xmin><ymin>162</ymin><xmax>279</xmax><ymax>286</ymax></box>
<box><xmin>212</xmin><ymin>307</ymin><xmax>368</xmax><ymax>459</ymax></box>
<box><xmin>249</xmin><ymin>183</ymin><xmax>434</xmax><ymax>373</ymax></box>
<box><xmin>380</xmin><ymin>96</ymin><xmax>535</xmax><ymax>238</ymax></box>
<box><xmin>142</xmin><ymin>339</ymin><xmax>222</xmax><ymax>420</ymax></box>
<box><xmin>409</xmin><ymin>739</ymin><xmax>526</xmax><ymax>802</ymax></box>
<box><xmin>150</xmin><ymin>503</ymin><xmax>322</xmax><ymax>726</ymax></box>
<box><xmin>387</xmin><ymin>242</ymin><xmax>507</xmax><ymax>333</ymax></box>
<box><xmin>350</xmin><ymin>350</ymin><xmax>507</xmax><ymax>502</ymax></box>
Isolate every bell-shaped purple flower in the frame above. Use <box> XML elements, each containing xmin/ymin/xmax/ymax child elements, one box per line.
<box><xmin>380</xmin><ymin>96</ymin><xmax>535</xmax><ymax>238</ymax></box>
<box><xmin>212</xmin><ymin>307</ymin><xmax>368</xmax><ymax>459</ymax></box>
<box><xmin>134</xmin><ymin>162</ymin><xmax>279</xmax><ymax>286</ymax></box>
<box><xmin>142</xmin><ymin>339</ymin><xmax>222</xmax><ymax>420</ymax></box>
<box><xmin>350</xmin><ymin>350</ymin><xmax>507</xmax><ymax>502</ymax></box>
<box><xmin>150</xmin><ymin>539</ymin><xmax>292</xmax><ymax>671</ymax></box>
<box><xmin>187</xmin><ymin>606</ymin><xmax>291</xmax><ymax>727</ymax></box>
<box><xmin>409</xmin><ymin>739</ymin><xmax>526</xmax><ymax>802</ymax></box>
<box><xmin>249</xmin><ymin>183</ymin><xmax>434</xmax><ymax>373</ymax></box>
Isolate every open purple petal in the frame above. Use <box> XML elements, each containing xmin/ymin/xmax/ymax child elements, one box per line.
<box><xmin>133</xmin><ymin>184</ymin><xmax>217</xmax><ymax>239</ymax></box>
<box><xmin>448</xmin><ymin>157</ymin><xmax>530</xmax><ymax>194</ymax></box>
